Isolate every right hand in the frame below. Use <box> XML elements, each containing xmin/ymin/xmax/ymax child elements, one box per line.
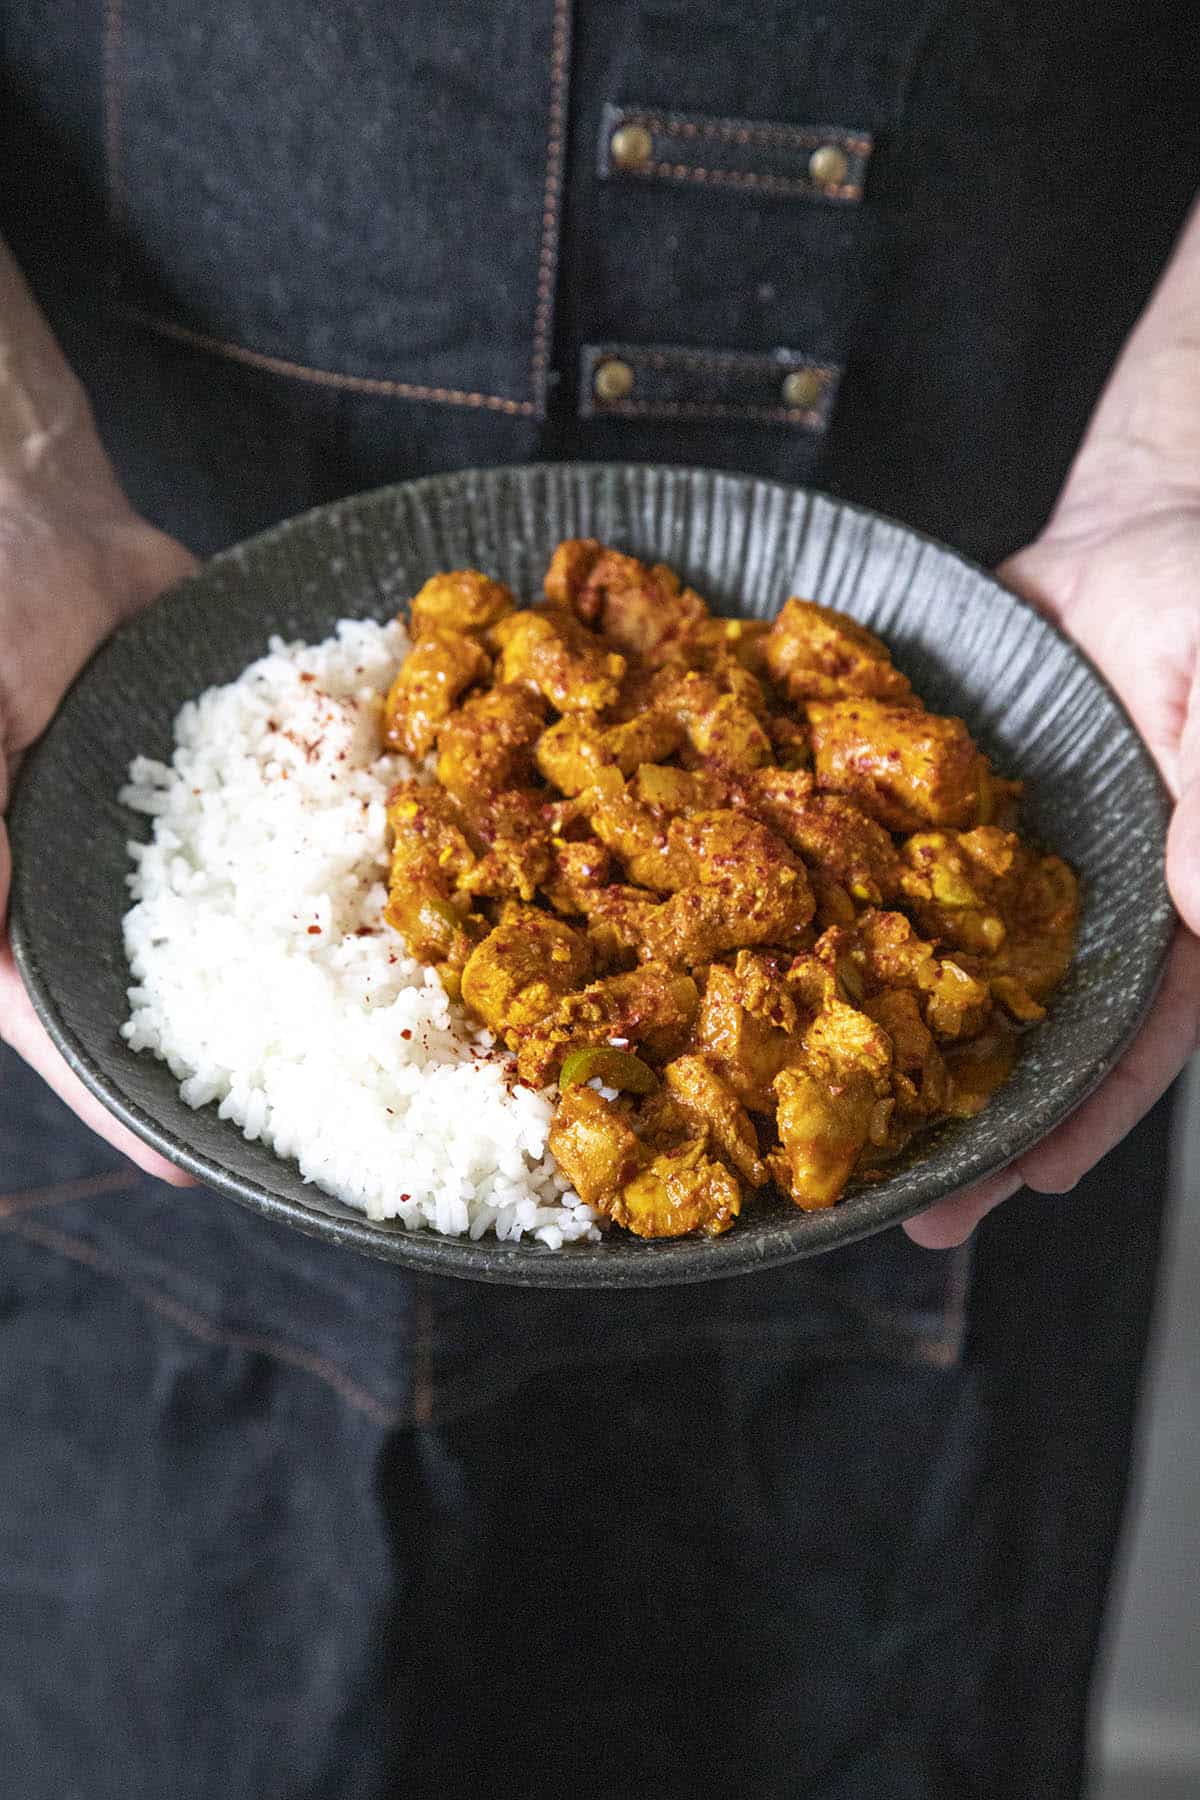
<box><xmin>0</xmin><ymin>499</ymin><xmax>199</xmax><ymax>1183</ymax></box>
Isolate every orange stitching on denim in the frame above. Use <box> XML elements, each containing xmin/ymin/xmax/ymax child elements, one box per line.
<box><xmin>6</xmin><ymin>1215</ymin><xmax>403</xmax><ymax>1428</ymax></box>
<box><xmin>530</xmin><ymin>0</ymin><xmax>572</xmax><ymax>402</ymax></box>
<box><xmin>623</xmin><ymin>110</ymin><xmax>871</xmax><ymax>155</ymax></box>
<box><xmin>590</xmin><ymin>398</ymin><xmax>827</xmax><ymax>425</ymax></box>
<box><xmin>612</xmin><ymin>347</ymin><xmax>837</xmax><ymax>378</ymax></box>
<box><xmin>103</xmin><ymin>0</ymin><xmax>124</xmax><ymax>228</ymax></box>
<box><xmin>124</xmin><ymin>309</ymin><xmax>536</xmax><ymax>414</ymax></box>
<box><xmin>0</xmin><ymin>1170</ymin><xmax>135</xmax><ymax>1219</ymax></box>
<box><xmin>641</xmin><ymin>161</ymin><xmax>862</xmax><ymax>201</ymax></box>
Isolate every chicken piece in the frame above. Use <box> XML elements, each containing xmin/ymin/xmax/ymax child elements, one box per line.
<box><xmin>684</xmin><ymin>692</ymin><xmax>774</xmax><ymax>773</ymax></box>
<box><xmin>898</xmin><ymin>828</ymin><xmax>1012</xmax><ymax>954</ymax></box>
<box><xmin>386</xmin><ymin>779</ymin><xmax>476</xmax><ymax>886</ymax></box>
<box><xmin>460</xmin><ymin>909</ymin><xmax>593</xmax><ymax>1040</ymax></box>
<box><xmin>409</xmin><ymin>569</ymin><xmax>516</xmax><ymax>638</ymax></box>
<box><xmin>576</xmin><ymin>882</ymin><xmax>659</xmax><ymax>969</ymax></box>
<box><xmin>746</xmin><ymin>778</ymin><xmax>900</xmax><ymax>905</ymax></box>
<box><xmin>737</xmin><ymin>762</ymin><xmax>815</xmax><ymax>812</ymax></box>
<box><xmin>921</xmin><ymin>958</ymin><xmax>992</xmax><ymax>1042</ymax></box>
<box><xmin>804</xmin><ymin>995</ymin><xmax>894</xmax><ymax>1093</ymax></box>
<box><xmin>677</xmin><ymin>634</ymin><xmax>773</xmax><ymax>717</ymax></box>
<box><xmin>544</xmin><ymin>538</ymin><xmax>605</xmax><ymax>607</ymax></box>
<box><xmin>535</xmin><ymin>717</ymin><xmax>607</xmax><ymax>796</ymax></box>
<box><xmin>606</xmin><ymin>710</ymin><xmax>688</xmax><ymax>772</ymax></box>
<box><xmin>675</xmin><ymin>808</ymin><xmax>812</xmax><ymax>909</ymax></box>
<box><xmin>384</xmin><ymin>782</ymin><xmax>486</xmax><ymax>986</ymax></box>
<box><xmin>788</xmin><ymin>925</ymin><xmax>864</xmax><ymax>1010</ymax></box>
<box><xmin>587</xmin><ymin>767</ymin><xmax>747</xmax><ymax>897</ymax></box>
<box><xmin>863</xmin><ymin>989</ymin><xmax>947</xmax><ymax>1116</ymax></box>
<box><xmin>807</xmin><ymin>699</ymin><xmax>987</xmax><ymax>832</ymax></box>
<box><xmin>534</xmin><ymin>710</ymin><xmax>685</xmax><ymax>796</ymax></box>
<box><xmin>456</xmin><ymin>788</ymin><xmax>554</xmax><ymax>903</ymax></box>
<box><xmin>663</xmin><ymin>1055</ymin><xmax>767</xmax><ymax>1185</ymax></box>
<box><xmin>767</xmin><ymin>712</ymin><xmax>812</xmax><ymax>770</ymax></box>
<box><xmin>635</xmin><ymin>811</ymin><xmax>814</xmax><ymax>966</ymax></box>
<box><xmin>982</xmin><ymin>851</ymin><xmax>1078</xmax><ymax>1007</ymax></box>
<box><xmin>772</xmin><ymin>997</ymin><xmax>893</xmax><ymax>1210</ymax></box>
<box><xmin>382</xmin><ymin>627</ymin><xmax>490</xmax><ymax>759</ymax></box>
<box><xmin>842</xmin><ymin>908</ymin><xmax>991</xmax><ymax>1042</ymax></box>
<box><xmin>600</xmin><ymin>661</ymin><xmax>662</xmax><ymax>725</ymax></box>
<box><xmin>490</xmin><ymin>606</ymin><xmax>625</xmax><ymax>713</ymax></box>
<box><xmin>693</xmin><ymin>958</ymin><xmax>800</xmax><ymax>1112</ymax></box>
<box><xmin>547</xmin><ymin>1086</ymin><xmax>643</xmax><ymax>1207</ymax></box>
<box><xmin>810</xmin><ymin>874</ymin><xmax>859</xmax><ymax>931</ymax></box>
<box><xmin>854</xmin><ymin>908</ymin><xmax>939</xmax><ymax>992</ymax></box>
<box><xmin>771</xmin><ymin>1067</ymin><xmax>878</xmax><ymax>1212</ymax></box>
<box><xmin>542</xmin><ymin>837</ymin><xmax>613</xmax><ymax>916</ymax></box>
<box><xmin>587</xmin><ymin>780</ymin><xmax>698</xmax><ymax>893</ymax></box>
<box><xmin>691</xmin><ymin>614</ymin><xmax>773</xmax><ymax>677</ymax></box>
<box><xmin>761</xmin><ymin>597</ymin><xmax>914</xmax><ymax>704</ymax></box>
<box><xmin>609</xmin><ymin>1141</ymin><xmax>741</xmax><ymax>1239</ymax></box>
<box><xmin>715</xmin><ymin>656</ymin><xmax>772</xmax><ymax>720</ymax></box>
<box><xmin>435</xmin><ymin>683</ymin><xmax>547</xmax><ymax>802</ymax></box>
<box><xmin>654</xmin><ymin>669</ymin><xmax>772</xmax><ymax>774</ymax></box>
<box><xmin>550</xmin><ymin>543</ymin><xmax>710</xmax><ymax>668</ymax></box>
<box><xmin>631</xmin><ymin>762</ymin><xmax>727</xmax><ymax>815</ymax></box>
<box><xmin>516</xmin><ymin>964</ymin><xmax>699</xmax><ymax>1086</ymax></box>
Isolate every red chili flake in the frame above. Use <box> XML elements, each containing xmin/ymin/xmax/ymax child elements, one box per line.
<box><xmin>400</xmin><ymin>1029</ymin><xmax>413</xmax><ymax>1040</ymax></box>
<box><xmin>388</xmin><ymin>954</ymin><xmax>397</xmax><ymax>964</ymax></box>
<box><xmin>399</xmin><ymin>1192</ymin><xmax>410</xmax><ymax>1202</ymax></box>
<box><xmin>307</xmin><ymin>925</ymin><xmax>321</xmax><ymax>935</ymax></box>
<box><xmin>299</xmin><ymin>672</ymin><xmax>316</xmax><ymax>683</ymax></box>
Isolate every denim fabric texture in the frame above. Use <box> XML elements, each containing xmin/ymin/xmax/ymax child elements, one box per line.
<box><xmin>0</xmin><ymin>1</ymin><xmax>1196</xmax><ymax>1795</ymax></box>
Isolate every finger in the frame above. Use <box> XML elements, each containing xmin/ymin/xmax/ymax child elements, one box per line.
<box><xmin>903</xmin><ymin>1167</ymin><xmax>1023</xmax><ymax>1250</ymax></box>
<box><xmin>0</xmin><ymin>955</ymin><xmax>196</xmax><ymax>1188</ymax></box>
<box><xmin>1167</xmin><ymin>774</ymin><xmax>1200</xmax><ymax>936</ymax></box>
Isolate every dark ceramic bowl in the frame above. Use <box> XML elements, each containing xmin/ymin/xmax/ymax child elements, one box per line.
<box><xmin>9</xmin><ymin>464</ymin><xmax>1174</xmax><ymax>1286</ymax></box>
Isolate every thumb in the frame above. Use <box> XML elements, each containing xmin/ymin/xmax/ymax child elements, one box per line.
<box><xmin>1167</xmin><ymin>773</ymin><xmax>1200</xmax><ymax>936</ymax></box>
<box><xmin>0</xmin><ymin>817</ymin><xmax>195</xmax><ymax>1187</ymax></box>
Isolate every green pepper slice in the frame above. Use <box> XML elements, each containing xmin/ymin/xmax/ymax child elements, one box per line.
<box><xmin>558</xmin><ymin>1045</ymin><xmax>659</xmax><ymax>1095</ymax></box>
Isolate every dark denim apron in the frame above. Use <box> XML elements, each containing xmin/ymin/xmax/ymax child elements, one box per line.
<box><xmin>0</xmin><ymin>4</ymin><xmax>1194</xmax><ymax>1796</ymax></box>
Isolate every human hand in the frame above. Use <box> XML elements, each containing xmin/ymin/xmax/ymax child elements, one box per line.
<box><xmin>0</xmin><ymin>504</ymin><xmax>199</xmax><ymax>1183</ymax></box>
<box><xmin>0</xmin><ymin>238</ymin><xmax>197</xmax><ymax>1181</ymax></box>
<box><xmin>906</xmin><ymin>200</ymin><xmax>1200</xmax><ymax>1248</ymax></box>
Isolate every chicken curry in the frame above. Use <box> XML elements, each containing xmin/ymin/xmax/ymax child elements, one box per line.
<box><xmin>381</xmin><ymin>543</ymin><xmax>1077</xmax><ymax>1239</ymax></box>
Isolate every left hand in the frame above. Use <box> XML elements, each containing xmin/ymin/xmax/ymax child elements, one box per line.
<box><xmin>906</xmin><ymin>198</ymin><xmax>1200</xmax><ymax>1247</ymax></box>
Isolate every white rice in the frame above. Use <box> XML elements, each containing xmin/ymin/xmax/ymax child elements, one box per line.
<box><xmin>119</xmin><ymin>616</ymin><xmax>601</xmax><ymax>1248</ymax></box>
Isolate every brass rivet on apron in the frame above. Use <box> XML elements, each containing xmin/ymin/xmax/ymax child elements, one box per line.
<box><xmin>781</xmin><ymin>368</ymin><xmax>823</xmax><ymax>410</ymax></box>
<box><xmin>610</xmin><ymin>124</ymin><xmax>653</xmax><ymax>170</ymax></box>
<box><xmin>808</xmin><ymin>143</ymin><xmax>849</xmax><ymax>189</ymax></box>
<box><xmin>594</xmin><ymin>358</ymin><xmax>635</xmax><ymax>402</ymax></box>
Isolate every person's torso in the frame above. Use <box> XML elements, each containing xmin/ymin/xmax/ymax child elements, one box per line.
<box><xmin>0</xmin><ymin>0</ymin><xmax>1194</xmax><ymax>1398</ymax></box>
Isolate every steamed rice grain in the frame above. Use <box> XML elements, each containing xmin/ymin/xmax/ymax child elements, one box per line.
<box><xmin>119</xmin><ymin>616</ymin><xmax>601</xmax><ymax>1247</ymax></box>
